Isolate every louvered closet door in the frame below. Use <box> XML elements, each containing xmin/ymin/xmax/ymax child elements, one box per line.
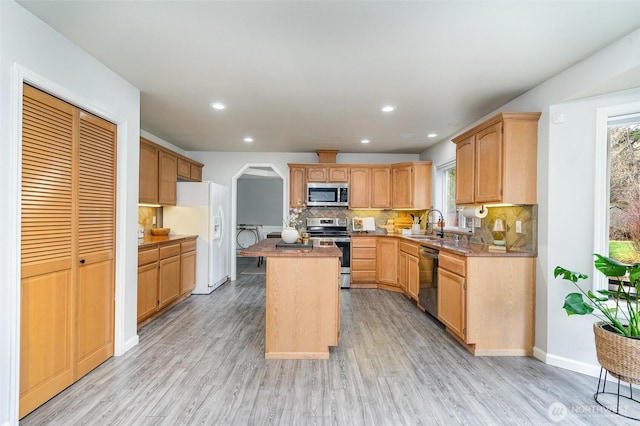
<box><xmin>20</xmin><ymin>84</ymin><xmax>76</xmax><ymax>417</ymax></box>
<box><xmin>76</xmin><ymin>111</ymin><xmax>116</xmax><ymax>378</ymax></box>
<box><xmin>20</xmin><ymin>85</ymin><xmax>117</xmax><ymax>418</ymax></box>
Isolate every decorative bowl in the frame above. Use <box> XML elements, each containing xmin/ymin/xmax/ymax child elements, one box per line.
<box><xmin>151</xmin><ymin>228</ymin><xmax>170</xmax><ymax>236</ymax></box>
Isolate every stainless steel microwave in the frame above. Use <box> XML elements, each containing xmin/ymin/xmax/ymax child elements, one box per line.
<box><xmin>306</xmin><ymin>183</ymin><xmax>349</xmax><ymax>207</ymax></box>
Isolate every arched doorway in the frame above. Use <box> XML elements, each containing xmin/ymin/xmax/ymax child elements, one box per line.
<box><xmin>230</xmin><ymin>164</ymin><xmax>287</xmax><ymax>280</ymax></box>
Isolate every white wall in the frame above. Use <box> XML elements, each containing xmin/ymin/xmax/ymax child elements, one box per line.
<box><xmin>421</xmin><ymin>28</ymin><xmax>640</xmax><ymax>376</ymax></box>
<box><xmin>0</xmin><ymin>2</ymin><xmax>141</xmax><ymax>424</ymax></box>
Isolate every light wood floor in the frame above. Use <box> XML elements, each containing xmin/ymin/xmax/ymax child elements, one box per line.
<box><xmin>21</xmin><ymin>257</ymin><xmax>633</xmax><ymax>425</ymax></box>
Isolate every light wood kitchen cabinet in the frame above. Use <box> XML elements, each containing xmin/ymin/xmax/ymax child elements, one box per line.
<box><xmin>140</xmin><ymin>138</ymin><xmax>203</xmax><ymax>205</ymax></box>
<box><xmin>139</xmin><ymin>139</ymin><xmax>159</xmax><ymax>204</ymax></box>
<box><xmin>438</xmin><ymin>252</ymin><xmax>467</xmax><ymax>341</ymax></box>
<box><xmin>289</xmin><ymin>166</ymin><xmax>306</xmax><ymax>207</ymax></box>
<box><xmin>438</xmin><ymin>249</ymin><xmax>535</xmax><ymax>356</ymax></box>
<box><xmin>398</xmin><ymin>242</ymin><xmax>420</xmax><ymax>300</ymax></box>
<box><xmin>306</xmin><ymin>166</ymin><xmax>327</xmax><ymax>182</ymax></box>
<box><xmin>158</xmin><ymin>243</ymin><xmax>181</xmax><ymax>308</ymax></box>
<box><xmin>452</xmin><ymin>112</ymin><xmax>541</xmax><ymax>205</ymax></box>
<box><xmin>371</xmin><ymin>166</ymin><xmax>392</xmax><ymax>208</ymax></box>
<box><xmin>376</xmin><ymin>238</ymin><xmax>398</xmax><ymax>287</ymax></box>
<box><xmin>158</xmin><ymin>150</ymin><xmax>177</xmax><ymax>206</ymax></box>
<box><xmin>391</xmin><ymin>161</ymin><xmax>432</xmax><ymax>209</ymax></box>
<box><xmin>328</xmin><ymin>166</ymin><xmax>349</xmax><ymax>182</ymax></box>
<box><xmin>349</xmin><ymin>167</ymin><xmax>370</xmax><ymax>208</ymax></box>
<box><xmin>351</xmin><ymin>236</ymin><xmax>377</xmax><ymax>286</ymax></box>
<box><xmin>180</xmin><ymin>238</ymin><xmax>197</xmax><ymax>295</ymax></box>
<box><xmin>137</xmin><ymin>247</ymin><xmax>159</xmax><ymax>323</ymax></box>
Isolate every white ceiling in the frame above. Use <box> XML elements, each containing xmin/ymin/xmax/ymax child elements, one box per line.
<box><xmin>18</xmin><ymin>1</ymin><xmax>640</xmax><ymax>154</ymax></box>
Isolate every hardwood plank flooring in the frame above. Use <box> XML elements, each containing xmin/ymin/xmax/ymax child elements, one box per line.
<box><xmin>20</xmin><ymin>257</ymin><xmax>634</xmax><ymax>425</ymax></box>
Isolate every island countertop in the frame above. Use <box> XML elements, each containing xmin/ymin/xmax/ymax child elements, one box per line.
<box><xmin>239</xmin><ymin>238</ymin><xmax>342</xmax><ymax>258</ymax></box>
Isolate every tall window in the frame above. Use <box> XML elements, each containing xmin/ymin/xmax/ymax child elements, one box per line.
<box><xmin>436</xmin><ymin>160</ymin><xmax>458</xmax><ymax>228</ymax></box>
<box><xmin>608</xmin><ymin>113</ymin><xmax>640</xmax><ymax>263</ymax></box>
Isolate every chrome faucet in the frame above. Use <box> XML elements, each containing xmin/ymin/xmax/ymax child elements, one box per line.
<box><xmin>425</xmin><ymin>209</ymin><xmax>445</xmax><ymax>238</ymax></box>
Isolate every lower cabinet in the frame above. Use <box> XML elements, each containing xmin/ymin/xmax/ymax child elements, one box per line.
<box><xmin>438</xmin><ymin>256</ymin><xmax>467</xmax><ymax>340</ymax></box>
<box><xmin>398</xmin><ymin>242</ymin><xmax>419</xmax><ymax>300</ymax></box>
<box><xmin>376</xmin><ymin>238</ymin><xmax>398</xmax><ymax>287</ymax></box>
<box><xmin>350</xmin><ymin>236</ymin><xmax>377</xmax><ymax>286</ymax></box>
<box><xmin>438</xmin><ymin>249</ymin><xmax>536</xmax><ymax>356</ymax></box>
<box><xmin>137</xmin><ymin>237</ymin><xmax>197</xmax><ymax>327</ymax></box>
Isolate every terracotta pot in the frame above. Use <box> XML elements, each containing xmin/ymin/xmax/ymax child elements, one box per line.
<box><xmin>281</xmin><ymin>228</ymin><xmax>299</xmax><ymax>244</ymax></box>
<box><xmin>594</xmin><ymin>321</ymin><xmax>640</xmax><ymax>384</ymax></box>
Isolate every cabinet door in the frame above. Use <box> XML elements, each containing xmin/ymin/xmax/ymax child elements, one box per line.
<box><xmin>328</xmin><ymin>167</ymin><xmax>349</xmax><ymax>182</ymax></box>
<box><xmin>438</xmin><ymin>268</ymin><xmax>466</xmax><ymax>341</ymax></box>
<box><xmin>190</xmin><ymin>163</ymin><xmax>203</xmax><ymax>182</ymax></box>
<box><xmin>181</xmin><ymin>249</ymin><xmax>196</xmax><ymax>295</ymax></box>
<box><xmin>371</xmin><ymin>166</ymin><xmax>391</xmax><ymax>208</ymax></box>
<box><xmin>289</xmin><ymin>167</ymin><xmax>306</xmax><ymax>207</ymax></box>
<box><xmin>407</xmin><ymin>255</ymin><xmax>419</xmax><ymax>301</ymax></box>
<box><xmin>306</xmin><ymin>166</ymin><xmax>327</xmax><ymax>182</ymax></box>
<box><xmin>455</xmin><ymin>135</ymin><xmax>475</xmax><ymax>204</ymax></box>
<box><xmin>475</xmin><ymin>122</ymin><xmax>502</xmax><ymax>203</ymax></box>
<box><xmin>349</xmin><ymin>167</ymin><xmax>370</xmax><ymax>208</ymax></box>
<box><xmin>392</xmin><ymin>165</ymin><xmax>412</xmax><ymax>208</ymax></box>
<box><xmin>158</xmin><ymin>150</ymin><xmax>177</xmax><ymax>205</ymax></box>
<box><xmin>397</xmin><ymin>250</ymin><xmax>408</xmax><ymax>291</ymax></box>
<box><xmin>139</xmin><ymin>139</ymin><xmax>159</xmax><ymax>203</ymax></box>
<box><xmin>177</xmin><ymin>157</ymin><xmax>191</xmax><ymax>179</ymax></box>
<box><xmin>376</xmin><ymin>239</ymin><xmax>398</xmax><ymax>286</ymax></box>
<box><xmin>158</xmin><ymin>255</ymin><xmax>181</xmax><ymax>308</ymax></box>
<box><xmin>137</xmin><ymin>262</ymin><xmax>158</xmax><ymax>323</ymax></box>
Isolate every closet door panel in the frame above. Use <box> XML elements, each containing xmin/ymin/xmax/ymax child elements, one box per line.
<box><xmin>76</xmin><ymin>111</ymin><xmax>116</xmax><ymax>378</ymax></box>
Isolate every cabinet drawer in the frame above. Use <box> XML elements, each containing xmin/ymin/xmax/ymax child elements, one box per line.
<box><xmin>352</xmin><ymin>259</ymin><xmax>376</xmax><ymax>271</ymax></box>
<box><xmin>352</xmin><ymin>270</ymin><xmax>376</xmax><ymax>282</ymax></box>
<box><xmin>352</xmin><ymin>247</ymin><xmax>376</xmax><ymax>259</ymax></box>
<box><xmin>160</xmin><ymin>243</ymin><xmax>180</xmax><ymax>259</ymax></box>
<box><xmin>181</xmin><ymin>239</ymin><xmax>197</xmax><ymax>253</ymax></box>
<box><xmin>440</xmin><ymin>251</ymin><xmax>466</xmax><ymax>277</ymax></box>
<box><xmin>138</xmin><ymin>247</ymin><xmax>159</xmax><ymax>266</ymax></box>
<box><xmin>399</xmin><ymin>242</ymin><xmax>419</xmax><ymax>257</ymax></box>
<box><xmin>351</xmin><ymin>237</ymin><xmax>376</xmax><ymax>248</ymax></box>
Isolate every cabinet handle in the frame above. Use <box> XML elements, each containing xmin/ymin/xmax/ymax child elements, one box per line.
<box><xmin>79</xmin><ymin>259</ymin><xmax>86</xmax><ymax>264</ymax></box>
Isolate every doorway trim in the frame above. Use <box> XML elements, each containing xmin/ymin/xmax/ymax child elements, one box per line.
<box><xmin>230</xmin><ymin>163</ymin><xmax>287</xmax><ymax>280</ymax></box>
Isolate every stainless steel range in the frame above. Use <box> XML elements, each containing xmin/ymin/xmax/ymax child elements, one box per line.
<box><xmin>306</xmin><ymin>217</ymin><xmax>350</xmax><ymax>288</ymax></box>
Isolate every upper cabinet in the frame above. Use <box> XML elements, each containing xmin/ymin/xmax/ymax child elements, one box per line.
<box><xmin>453</xmin><ymin>112</ymin><xmax>541</xmax><ymax>205</ymax></box>
<box><xmin>139</xmin><ymin>137</ymin><xmax>203</xmax><ymax>205</ymax></box>
<box><xmin>349</xmin><ymin>167</ymin><xmax>370</xmax><ymax>209</ymax></box>
<box><xmin>306</xmin><ymin>166</ymin><xmax>349</xmax><ymax>183</ymax></box>
<box><xmin>391</xmin><ymin>161</ymin><xmax>432</xmax><ymax>209</ymax></box>
<box><xmin>289</xmin><ymin>166</ymin><xmax>307</xmax><ymax>208</ymax></box>
<box><xmin>349</xmin><ymin>166</ymin><xmax>391</xmax><ymax>209</ymax></box>
<box><xmin>371</xmin><ymin>166</ymin><xmax>392</xmax><ymax>209</ymax></box>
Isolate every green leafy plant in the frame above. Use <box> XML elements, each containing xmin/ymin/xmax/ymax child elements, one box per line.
<box><xmin>554</xmin><ymin>254</ymin><xmax>640</xmax><ymax>337</ymax></box>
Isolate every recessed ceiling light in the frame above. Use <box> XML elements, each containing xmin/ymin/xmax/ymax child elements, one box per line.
<box><xmin>243</xmin><ymin>137</ymin><xmax>254</xmax><ymax>143</ymax></box>
<box><xmin>427</xmin><ymin>133</ymin><xmax>438</xmax><ymax>138</ymax></box>
<box><xmin>210</xmin><ymin>102</ymin><xmax>226</xmax><ymax>110</ymax></box>
<box><xmin>380</xmin><ymin>105</ymin><xmax>396</xmax><ymax>113</ymax></box>
<box><xmin>361</xmin><ymin>139</ymin><xmax>370</xmax><ymax>144</ymax></box>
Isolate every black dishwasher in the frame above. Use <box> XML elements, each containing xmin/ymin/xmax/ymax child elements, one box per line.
<box><xmin>418</xmin><ymin>246</ymin><xmax>439</xmax><ymax>319</ymax></box>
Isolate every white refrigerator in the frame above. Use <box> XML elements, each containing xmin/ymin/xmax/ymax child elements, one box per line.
<box><xmin>163</xmin><ymin>181</ymin><xmax>229</xmax><ymax>294</ymax></box>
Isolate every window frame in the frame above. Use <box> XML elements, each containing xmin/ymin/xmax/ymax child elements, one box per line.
<box><xmin>594</xmin><ymin>102</ymin><xmax>640</xmax><ymax>290</ymax></box>
<box><xmin>435</xmin><ymin>158</ymin><xmax>459</xmax><ymax>231</ymax></box>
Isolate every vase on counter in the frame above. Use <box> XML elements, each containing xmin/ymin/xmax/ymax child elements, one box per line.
<box><xmin>281</xmin><ymin>227</ymin><xmax>299</xmax><ymax>244</ymax></box>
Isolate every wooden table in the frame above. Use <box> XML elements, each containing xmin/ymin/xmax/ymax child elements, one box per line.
<box><xmin>240</xmin><ymin>238</ymin><xmax>342</xmax><ymax>359</ymax></box>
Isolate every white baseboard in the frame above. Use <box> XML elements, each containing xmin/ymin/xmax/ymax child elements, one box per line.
<box><xmin>534</xmin><ymin>345</ymin><xmax>601</xmax><ymax>378</ymax></box>
<box><xmin>117</xmin><ymin>335</ymin><xmax>139</xmax><ymax>356</ymax></box>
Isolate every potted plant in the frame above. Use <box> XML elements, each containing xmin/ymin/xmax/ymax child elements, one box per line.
<box><xmin>281</xmin><ymin>208</ymin><xmax>303</xmax><ymax>243</ymax></box>
<box><xmin>555</xmin><ymin>254</ymin><xmax>640</xmax><ymax>384</ymax></box>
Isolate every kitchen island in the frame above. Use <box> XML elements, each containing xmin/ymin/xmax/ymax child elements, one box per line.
<box><xmin>240</xmin><ymin>238</ymin><xmax>342</xmax><ymax>359</ymax></box>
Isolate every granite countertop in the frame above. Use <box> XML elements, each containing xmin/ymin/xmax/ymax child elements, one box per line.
<box><xmin>349</xmin><ymin>231</ymin><xmax>536</xmax><ymax>258</ymax></box>
<box><xmin>240</xmin><ymin>238</ymin><xmax>342</xmax><ymax>258</ymax></box>
<box><xmin>138</xmin><ymin>234</ymin><xmax>197</xmax><ymax>248</ymax></box>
